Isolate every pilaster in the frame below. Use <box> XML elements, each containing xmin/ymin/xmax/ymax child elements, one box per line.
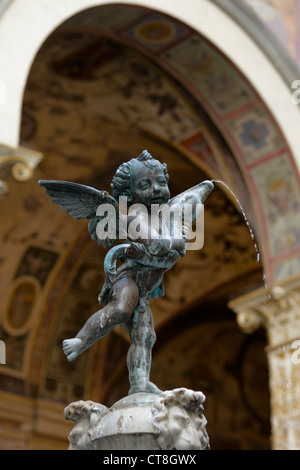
<box><xmin>229</xmin><ymin>276</ymin><xmax>300</xmax><ymax>450</ymax></box>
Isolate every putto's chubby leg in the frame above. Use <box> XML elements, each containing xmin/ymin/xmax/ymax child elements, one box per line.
<box><xmin>127</xmin><ymin>300</ymin><xmax>161</xmax><ymax>394</ymax></box>
<box><xmin>62</xmin><ymin>277</ymin><xmax>139</xmax><ymax>362</ymax></box>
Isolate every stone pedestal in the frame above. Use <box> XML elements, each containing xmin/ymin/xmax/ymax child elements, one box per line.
<box><xmin>64</xmin><ymin>388</ymin><xmax>210</xmax><ymax>450</ymax></box>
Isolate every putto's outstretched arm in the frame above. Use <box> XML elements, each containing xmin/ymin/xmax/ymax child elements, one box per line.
<box><xmin>168</xmin><ymin>180</ymin><xmax>214</xmax><ymax>222</ymax></box>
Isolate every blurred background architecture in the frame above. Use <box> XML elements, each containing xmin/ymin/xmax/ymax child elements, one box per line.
<box><xmin>0</xmin><ymin>0</ymin><xmax>300</xmax><ymax>450</ymax></box>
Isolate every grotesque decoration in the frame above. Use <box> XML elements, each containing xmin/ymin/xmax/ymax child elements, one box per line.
<box><xmin>64</xmin><ymin>388</ymin><xmax>210</xmax><ymax>450</ymax></box>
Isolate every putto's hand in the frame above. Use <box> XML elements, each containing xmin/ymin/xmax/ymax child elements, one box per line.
<box><xmin>171</xmin><ymin>238</ymin><xmax>186</xmax><ymax>257</ymax></box>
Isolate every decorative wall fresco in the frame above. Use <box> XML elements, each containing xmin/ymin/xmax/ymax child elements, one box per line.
<box><xmin>25</xmin><ymin>3</ymin><xmax>300</xmax><ymax>282</ymax></box>
<box><xmin>225</xmin><ymin>106</ymin><xmax>284</xmax><ymax>164</ymax></box>
<box><xmin>180</xmin><ymin>130</ymin><xmax>221</xmax><ymax>175</ymax></box>
<box><xmin>250</xmin><ymin>152</ymin><xmax>300</xmax><ymax>257</ymax></box>
<box><xmin>160</xmin><ymin>34</ymin><xmax>257</xmax><ymax>117</ymax></box>
<box><xmin>243</xmin><ymin>0</ymin><xmax>300</xmax><ymax>68</ymax></box>
<box><xmin>273</xmin><ymin>254</ymin><xmax>300</xmax><ymax>282</ymax></box>
<box><xmin>0</xmin><ymin>3</ymin><xmax>287</xmax><ymax>448</ymax></box>
<box><xmin>44</xmin><ymin>292</ymin><xmax>98</xmax><ymax>403</ymax></box>
<box><xmin>120</xmin><ymin>12</ymin><xmax>191</xmax><ymax>53</ymax></box>
<box><xmin>0</xmin><ymin>245</ymin><xmax>58</xmax><ymax>376</ymax></box>
<box><xmin>11</xmin><ymin>5</ymin><xmax>297</xmax><ymax>409</ymax></box>
<box><xmin>14</xmin><ymin>246</ymin><xmax>58</xmax><ymax>286</ymax></box>
<box><xmin>5</xmin><ymin>281</ymin><xmax>36</xmax><ymax>334</ymax></box>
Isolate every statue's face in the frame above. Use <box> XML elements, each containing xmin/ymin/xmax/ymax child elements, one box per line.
<box><xmin>130</xmin><ymin>160</ymin><xmax>170</xmax><ymax>209</ymax></box>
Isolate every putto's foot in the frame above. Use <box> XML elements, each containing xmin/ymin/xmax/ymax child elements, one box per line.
<box><xmin>128</xmin><ymin>384</ymin><xmax>142</xmax><ymax>395</ymax></box>
<box><xmin>128</xmin><ymin>380</ymin><xmax>161</xmax><ymax>395</ymax></box>
<box><xmin>62</xmin><ymin>338</ymin><xmax>83</xmax><ymax>362</ymax></box>
<box><xmin>145</xmin><ymin>380</ymin><xmax>162</xmax><ymax>394</ymax></box>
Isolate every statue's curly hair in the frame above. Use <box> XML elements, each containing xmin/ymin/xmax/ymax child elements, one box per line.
<box><xmin>111</xmin><ymin>150</ymin><xmax>169</xmax><ymax>202</ymax></box>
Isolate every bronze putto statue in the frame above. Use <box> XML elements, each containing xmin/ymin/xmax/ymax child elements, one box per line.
<box><xmin>39</xmin><ymin>150</ymin><xmax>214</xmax><ymax>395</ymax></box>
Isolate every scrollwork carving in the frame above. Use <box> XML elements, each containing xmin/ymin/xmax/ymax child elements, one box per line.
<box><xmin>0</xmin><ymin>143</ymin><xmax>42</xmax><ymax>197</ymax></box>
<box><xmin>229</xmin><ymin>283</ymin><xmax>300</xmax><ymax>339</ymax></box>
<box><xmin>236</xmin><ymin>308</ymin><xmax>262</xmax><ymax>334</ymax></box>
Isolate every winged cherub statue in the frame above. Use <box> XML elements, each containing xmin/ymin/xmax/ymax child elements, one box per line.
<box><xmin>39</xmin><ymin>150</ymin><xmax>214</xmax><ymax>395</ymax></box>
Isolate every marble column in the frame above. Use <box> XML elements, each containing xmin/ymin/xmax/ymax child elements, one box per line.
<box><xmin>229</xmin><ymin>276</ymin><xmax>300</xmax><ymax>450</ymax></box>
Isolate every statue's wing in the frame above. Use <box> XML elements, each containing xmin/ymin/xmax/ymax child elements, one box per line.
<box><xmin>39</xmin><ymin>180</ymin><xmax>119</xmax><ymax>247</ymax></box>
<box><xmin>39</xmin><ymin>179</ymin><xmax>118</xmax><ymax>219</ymax></box>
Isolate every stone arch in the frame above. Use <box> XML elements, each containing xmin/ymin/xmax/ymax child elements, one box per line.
<box><xmin>2</xmin><ymin>1</ymin><xmax>298</xmax><ymax>448</ymax></box>
<box><xmin>0</xmin><ymin>0</ymin><xmax>299</xmax><ymax>284</ymax></box>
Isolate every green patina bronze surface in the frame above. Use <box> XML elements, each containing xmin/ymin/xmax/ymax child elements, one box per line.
<box><xmin>39</xmin><ymin>150</ymin><xmax>214</xmax><ymax>395</ymax></box>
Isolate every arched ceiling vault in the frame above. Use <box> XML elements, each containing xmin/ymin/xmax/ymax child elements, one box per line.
<box><xmin>1</xmin><ymin>2</ymin><xmax>294</xmax><ymax>449</ymax></box>
<box><xmin>2</xmin><ymin>4</ymin><xmax>266</xmax><ymax>404</ymax></box>
<box><xmin>18</xmin><ymin>3</ymin><xmax>300</xmax><ymax>284</ymax></box>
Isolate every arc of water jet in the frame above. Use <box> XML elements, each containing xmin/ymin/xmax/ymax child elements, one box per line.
<box><xmin>211</xmin><ymin>179</ymin><xmax>270</xmax><ymax>298</ymax></box>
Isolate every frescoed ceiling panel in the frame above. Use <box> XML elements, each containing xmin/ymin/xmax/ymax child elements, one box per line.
<box><xmin>6</xmin><ymin>0</ymin><xmax>291</xmax><ymax>408</ymax></box>
<box><xmin>242</xmin><ymin>0</ymin><xmax>300</xmax><ymax>68</ymax></box>
<box><xmin>25</xmin><ymin>3</ymin><xmax>299</xmax><ymax>282</ymax></box>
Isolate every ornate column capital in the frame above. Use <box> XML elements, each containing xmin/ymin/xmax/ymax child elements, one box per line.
<box><xmin>0</xmin><ymin>143</ymin><xmax>43</xmax><ymax>197</ymax></box>
<box><xmin>228</xmin><ymin>275</ymin><xmax>300</xmax><ymax>347</ymax></box>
